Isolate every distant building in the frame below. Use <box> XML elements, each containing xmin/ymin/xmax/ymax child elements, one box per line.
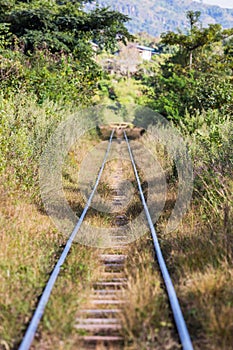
<box><xmin>136</xmin><ymin>45</ymin><xmax>156</xmax><ymax>61</ymax></box>
<box><xmin>90</xmin><ymin>42</ymin><xmax>98</xmax><ymax>50</ymax></box>
<box><xmin>91</xmin><ymin>41</ymin><xmax>157</xmax><ymax>62</ymax></box>
<box><xmin>115</xmin><ymin>43</ymin><xmax>157</xmax><ymax>61</ymax></box>
<box><xmin>90</xmin><ymin>41</ymin><xmax>99</xmax><ymax>55</ymax></box>
<box><xmin>100</xmin><ymin>42</ymin><xmax>158</xmax><ymax>76</ymax></box>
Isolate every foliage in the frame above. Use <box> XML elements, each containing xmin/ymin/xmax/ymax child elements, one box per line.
<box><xmin>161</xmin><ymin>13</ymin><xmax>233</xmax><ymax>69</ymax></box>
<box><xmin>0</xmin><ymin>94</ymin><xmax>72</xmax><ymax>195</ymax></box>
<box><xmin>1</xmin><ymin>0</ymin><xmax>132</xmax><ymax>55</ymax></box>
<box><xmin>0</xmin><ymin>0</ymin><xmax>132</xmax><ymax>104</ymax></box>
<box><xmin>180</xmin><ymin>109</ymin><xmax>233</xmax><ymax>217</ymax></box>
<box><xmin>139</xmin><ymin>13</ymin><xmax>233</xmax><ymax>121</ymax></box>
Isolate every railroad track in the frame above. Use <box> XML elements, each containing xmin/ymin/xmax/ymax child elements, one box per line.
<box><xmin>19</xmin><ymin>130</ymin><xmax>193</xmax><ymax>350</ymax></box>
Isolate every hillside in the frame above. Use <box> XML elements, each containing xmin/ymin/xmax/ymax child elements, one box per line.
<box><xmin>87</xmin><ymin>0</ymin><xmax>233</xmax><ymax>36</ymax></box>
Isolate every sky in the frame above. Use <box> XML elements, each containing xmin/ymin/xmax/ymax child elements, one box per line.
<box><xmin>202</xmin><ymin>0</ymin><xmax>233</xmax><ymax>8</ymax></box>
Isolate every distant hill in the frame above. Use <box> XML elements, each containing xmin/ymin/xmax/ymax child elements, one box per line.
<box><xmin>87</xmin><ymin>0</ymin><xmax>233</xmax><ymax>36</ymax></box>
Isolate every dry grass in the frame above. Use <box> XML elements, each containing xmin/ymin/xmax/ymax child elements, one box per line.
<box><xmin>0</xmin><ymin>186</ymin><xmax>63</xmax><ymax>349</ymax></box>
<box><xmin>120</xmin><ymin>237</ymin><xmax>180</xmax><ymax>350</ymax></box>
<box><xmin>181</xmin><ymin>264</ymin><xmax>233</xmax><ymax>350</ymax></box>
<box><xmin>32</xmin><ymin>244</ymin><xmax>101</xmax><ymax>350</ymax></box>
<box><xmin>164</xmin><ymin>205</ymin><xmax>233</xmax><ymax>350</ymax></box>
<box><xmin>120</xmin><ymin>130</ymin><xmax>233</xmax><ymax>350</ymax></box>
<box><xmin>1</xmin><ymin>122</ymin><xmax>232</xmax><ymax>350</ymax></box>
<box><xmin>0</xmin><ymin>132</ymin><xmax>103</xmax><ymax>349</ymax></box>
<box><xmin>0</xmin><ymin>184</ymin><xmax>101</xmax><ymax>349</ymax></box>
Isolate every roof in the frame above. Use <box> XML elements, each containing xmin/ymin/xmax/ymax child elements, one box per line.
<box><xmin>90</xmin><ymin>41</ymin><xmax>99</xmax><ymax>47</ymax></box>
<box><xmin>136</xmin><ymin>45</ymin><xmax>156</xmax><ymax>52</ymax></box>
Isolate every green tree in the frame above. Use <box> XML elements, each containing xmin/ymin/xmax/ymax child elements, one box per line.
<box><xmin>161</xmin><ymin>12</ymin><xmax>233</xmax><ymax>70</ymax></box>
<box><xmin>1</xmin><ymin>0</ymin><xmax>132</xmax><ymax>56</ymax></box>
<box><xmin>0</xmin><ymin>0</ymin><xmax>132</xmax><ymax>104</ymax></box>
<box><xmin>186</xmin><ymin>10</ymin><xmax>201</xmax><ymax>68</ymax></box>
<box><xmin>142</xmin><ymin>12</ymin><xmax>233</xmax><ymax>121</ymax></box>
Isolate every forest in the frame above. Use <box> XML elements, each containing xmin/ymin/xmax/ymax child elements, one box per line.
<box><xmin>0</xmin><ymin>1</ymin><xmax>233</xmax><ymax>349</ymax></box>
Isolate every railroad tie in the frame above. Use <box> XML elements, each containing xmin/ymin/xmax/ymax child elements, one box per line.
<box><xmin>76</xmin><ymin>143</ymin><xmax>128</xmax><ymax>349</ymax></box>
<box><xmin>76</xmin><ymin>250</ymin><xmax>127</xmax><ymax>349</ymax></box>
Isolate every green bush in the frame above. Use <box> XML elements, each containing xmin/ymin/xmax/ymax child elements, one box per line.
<box><xmin>0</xmin><ymin>48</ymin><xmax>101</xmax><ymax>104</ymax></box>
<box><xmin>180</xmin><ymin>109</ymin><xmax>233</xmax><ymax>228</ymax></box>
<box><xmin>0</xmin><ymin>93</ymin><xmax>75</xmax><ymax>195</ymax></box>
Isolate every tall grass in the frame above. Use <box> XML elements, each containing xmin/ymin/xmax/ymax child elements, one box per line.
<box><xmin>117</xmin><ymin>110</ymin><xmax>232</xmax><ymax>349</ymax></box>
<box><xmin>0</xmin><ymin>93</ymin><xmax>73</xmax><ymax>196</ymax></box>
<box><xmin>0</xmin><ymin>96</ymin><xmax>101</xmax><ymax>349</ymax></box>
<box><xmin>1</xmin><ymin>92</ymin><xmax>232</xmax><ymax>349</ymax></box>
<box><xmin>120</xmin><ymin>236</ymin><xmax>180</xmax><ymax>350</ymax></box>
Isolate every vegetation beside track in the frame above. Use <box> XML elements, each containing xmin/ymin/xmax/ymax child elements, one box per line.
<box><xmin>0</xmin><ymin>3</ymin><xmax>232</xmax><ymax>349</ymax></box>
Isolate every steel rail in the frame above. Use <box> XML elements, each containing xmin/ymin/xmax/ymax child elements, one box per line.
<box><xmin>124</xmin><ymin>131</ymin><xmax>193</xmax><ymax>350</ymax></box>
<box><xmin>19</xmin><ymin>130</ymin><xmax>115</xmax><ymax>350</ymax></box>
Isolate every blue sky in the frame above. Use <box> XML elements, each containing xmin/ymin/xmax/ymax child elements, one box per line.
<box><xmin>202</xmin><ymin>0</ymin><xmax>233</xmax><ymax>8</ymax></box>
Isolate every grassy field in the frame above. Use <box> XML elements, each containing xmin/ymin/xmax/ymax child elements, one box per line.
<box><xmin>0</xmin><ymin>97</ymin><xmax>102</xmax><ymax>349</ymax></box>
<box><xmin>0</xmin><ymin>95</ymin><xmax>232</xmax><ymax>349</ymax></box>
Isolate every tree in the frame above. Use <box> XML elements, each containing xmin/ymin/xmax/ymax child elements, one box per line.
<box><xmin>142</xmin><ymin>11</ymin><xmax>233</xmax><ymax>121</ymax></box>
<box><xmin>0</xmin><ymin>0</ymin><xmax>133</xmax><ymax>103</ymax></box>
<box><xmin>186</xmin><ymin>10</ymin><xmax>201</xmax><ymax>68</ymax></box>
<box><xmin>161</xmin><ymin>11</ymin><xmax>233</xmax><ymax>70</ymax></box>
<box><xmin>0</xmin><ymin>0</ymin><xmax>132</xmax><ymax>57</ymax></box>
<box><xmin>186</xmin><ymin>10</ymin><xmax>201</xmax><ymax>31</ymax></box>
